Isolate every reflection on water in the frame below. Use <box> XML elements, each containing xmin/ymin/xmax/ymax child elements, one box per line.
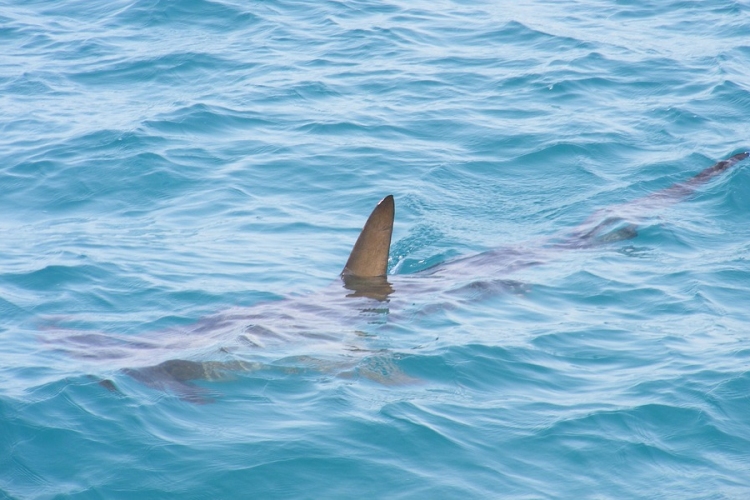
<box><xmin>341</xmin><ymin>274</ymin><xmax>394</xmax><ymax>301</ymax></box>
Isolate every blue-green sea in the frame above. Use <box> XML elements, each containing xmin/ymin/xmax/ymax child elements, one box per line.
<box><xmin>3</xmin><ymin>0</ymin><xmax>750</xmax><ymax>498</ymax></box>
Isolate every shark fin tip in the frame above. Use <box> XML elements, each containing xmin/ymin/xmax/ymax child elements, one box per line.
<box><xmin>341</xmin><ymin>195</ymin><xmax>395</xmax><ymax>278</ymax></box>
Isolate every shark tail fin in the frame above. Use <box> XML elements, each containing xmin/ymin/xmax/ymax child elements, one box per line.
<box><xmin>684</xmin><ymin>151</ymin><xmax>750</xmax><ymax>186</ymax></box>
<box><xmin>688</xmin><ymin>151</ymin><xmax>749</xmax><ymax>185</ymax></box>
<box><xmin>653</xmin><ymin>151</ymin><xmax>750</xmax><ymax>201</ymax></box>
<box><xmin>341</xmin><ymin>195</ymin><xmax>394</xmax><ymax>278</ymax></box>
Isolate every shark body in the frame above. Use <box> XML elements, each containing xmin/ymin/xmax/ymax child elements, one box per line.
<box><xmin>47</xmin><ymin>152</ymin><xmax>749</xmax><ymax>401</ymax></box>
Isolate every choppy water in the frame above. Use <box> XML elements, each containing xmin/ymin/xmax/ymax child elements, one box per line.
<box><xmin>3</xmin><ymin>0</ymin><xmax>750</xmax><ymax>498</ymax></box>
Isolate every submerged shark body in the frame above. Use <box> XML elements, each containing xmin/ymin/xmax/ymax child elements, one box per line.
<box><xmin>46</xmin><ymin>152</ymin><xmax>748</xmax><ymax>401</ymax></box>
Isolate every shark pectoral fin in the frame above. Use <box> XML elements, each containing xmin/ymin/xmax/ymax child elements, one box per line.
<box><xmin>341</xmin><ymin>195</ymin><xmax>394</xmax><ymax>278</ymax></box>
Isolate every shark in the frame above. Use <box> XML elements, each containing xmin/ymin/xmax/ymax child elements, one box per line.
<box><xmin>45</xmin><ymin>151</ymin><xmax>748</xmax><ymax>401</ymax></box>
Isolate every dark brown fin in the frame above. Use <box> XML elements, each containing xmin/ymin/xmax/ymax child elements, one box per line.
<box><xmin>341</xmin><ymin>195</ymin><xmax>394</xmax><ymax>278</ymax></box>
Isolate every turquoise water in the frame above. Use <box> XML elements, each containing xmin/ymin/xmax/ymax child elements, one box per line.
<box><xmin>3</xmin><ymin>0</ymin><xmax>750</xmax><ymax>497</ymax></box>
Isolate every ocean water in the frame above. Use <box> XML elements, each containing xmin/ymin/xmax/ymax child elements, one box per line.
<box><xmin>2</xmin><ymin>0</ymin><xmax>750</xmax><ymax>497</ymax></box>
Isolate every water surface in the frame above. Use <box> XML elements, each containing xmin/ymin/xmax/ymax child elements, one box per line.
<box><xmin>2</xmin><ymin>0</ymin><xmax>750</xmax><ymax>498</ymax></box>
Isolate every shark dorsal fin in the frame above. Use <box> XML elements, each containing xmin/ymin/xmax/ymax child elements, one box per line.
<box><xmin>341</xmin><ymin>195</ymin><xmax>394</xmax><ymax>278</ymax></box>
